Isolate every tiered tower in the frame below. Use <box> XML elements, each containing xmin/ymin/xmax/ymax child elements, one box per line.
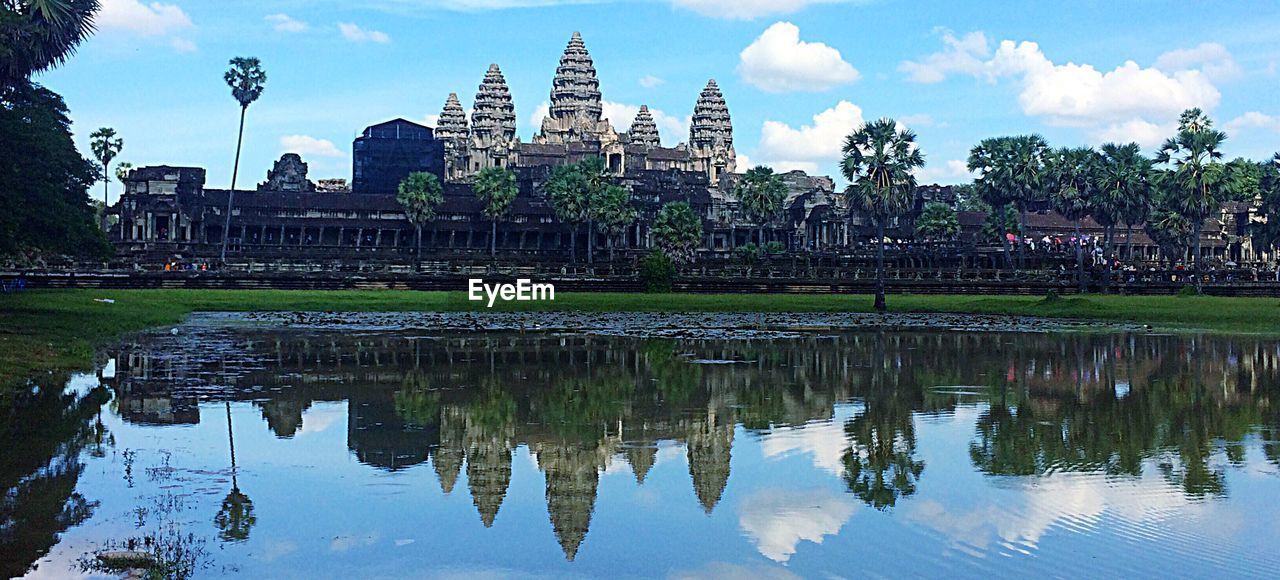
<box><xmin>470</xmin><ymin>64</ymin><xmax>518</xmax><ymax>173</ymax></box>
<box><xmin>436</xmin><ymin>93</ymin><xmax>470</xmax><ymax>181</ymax></box>
<box><xmin>688</xmin><ymin>79</ymin><xmax>736</xmax><ymax>184</ymax></box>
<box><xmin>627</xmin><ymin>106</ymin><xmax>661</xmax><ymax>148</ymax></box>
<box><xmin>536</xmin><ymin>32</ymin><xmax>616</xmax><ymax>145</ymax></box>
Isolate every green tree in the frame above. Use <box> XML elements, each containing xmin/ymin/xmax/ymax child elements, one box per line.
<box><xmin>1223</xmin><ymin>157</ymin><xmax>1262</xmax><ymax>202</ymax></box>
<box><xmin>0</xmin><ymin>0</ymin><xmax>100</xmax><ymax>87</ymax></box>
<box><xmin>652</xmin><ymin>201</ymin><xmax>703</xmax><ymax>265</ymax></box>
<box><xmin>1155</xmin><ymin>108</ymin><xmax>1227</xmax><ymax>273</ymax></box>
<box><xmin>0</xmin><ymin>81</ymin><xmax>109</xmax><ymax>258</ymax></box>
<box><xmin>842</xmin><ymin>117</ymin><xmax>926</xmax><ymax>312</ymax></box>
<box><xmin>472</xmin><ymin>166</ymin><xmax>518</xmax><ymax>257</ymax></box>
<box><xmin>219</xmin><ymin>56</ymin><xmax>266</xmax><ymax>263</ymax></box>
<box><xmin>577</xmin><ymin>156</ymin><xmax>612</xmax><ymax>265</ymax></box>
<box><xmin>397</xmin><ymin>171</ymin><xmax>444</xmax><ymax>267</ymax></box>
<box><xmin>735</xmin><ymin>165</ymin><xmax>787</xmax><ymax>251</ymax></box>
<box><xmin>1252</xmin><ymin>154</ymin><xmax>1280</xmax><ymax>262</ymax></box>
<box><xmin>914</xmin><ymin>202</ymin><xmax>959</xmax><ymax>241</ymax></box>
<box><xmin>544</xmin><ymin>163</ymin><xmax>590</xmax><ymax>263</ymax></box>
<box><xmin>968</xmin><ymin>135</ymin><xmax>1051</xmax><ymax>269</ymax></box>
<box><xmin>1048</xmin><ymin>147</ymin><xmax>1098</xmax><ymax>292</ymax></box>
<box><xmin>89</xmin><ymin>126</ymin><xmax>121</xmax><ymax>230</ymax></box>
<box><xmin>1145</xmin><ymin>205</ymin><xmax>1192</xmax><ymax>268</ymax></box>
<box><xmin>593</xmin><ymin>184</ymin><xmax>636</xmax><ymax>261</ymax></box>
<box><xmin>114</xmin><ymin>160</ymin><xmax>132</xmax><ymax>185</ymax></box>
<box><xmin>1094</xmin><ymin>143</ymin><xmax>1149</xmax><ymax>291</ymax></box>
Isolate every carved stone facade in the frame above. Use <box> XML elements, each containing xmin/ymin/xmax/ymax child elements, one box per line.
<box><xmin>688</xmin><ymin>79</ymin><xmax>736</xmax><ymax>184</ymax></box>
<box><xmin>627</xmin><ymin>106</ymin><xmax>660</xmax><ymax>149</ymax></box>
<box><xmin>535</xmin><ymin>32</ymin><xmax>617</xmax><ymax>147</ymax></box>
<box><xmin>469</xmin><ymin>64</ymin><xmax>518</xmax><ymax>174</ymax></box>
<box><xmin>258</xmin><ymin>153</ymin><xmax>314</xmax><ymax>193</ymax></box>
<box><xmin>436</xmin><ymin>93</ymin><xmax>470</xmax><ymax>181</ymax></box>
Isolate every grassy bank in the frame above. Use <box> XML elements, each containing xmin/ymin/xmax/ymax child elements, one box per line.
<box><xmin>3</xmin><ymin>289</ymin><xmax>1279</xmax><ymax>388</ymax></box>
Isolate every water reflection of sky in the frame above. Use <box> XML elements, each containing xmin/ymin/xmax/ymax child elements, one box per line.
<box><xmin>10</xmin><ymin>328</ymin><xmax>1280</xmax><ymax>578</ymax></box>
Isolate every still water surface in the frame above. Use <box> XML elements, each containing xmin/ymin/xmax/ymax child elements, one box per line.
<box><xmin>5</xmin><ymin>317</ymin><xmax>1280</xmax><ymax>578</ymax></box>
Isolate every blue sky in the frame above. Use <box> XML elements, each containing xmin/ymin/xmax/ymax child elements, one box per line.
<box><xmin>37</xmin><ymin>0</ymin><xmax>1280</xmax><ymax>202</ymax></box>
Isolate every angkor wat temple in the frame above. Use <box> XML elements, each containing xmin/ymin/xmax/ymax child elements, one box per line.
<box><xmin>108</xmin><ymin>32</ymin><xmax>850</xmax><ymax>266</ymax></box>
<box><xmin>106</xmin><ymin>31</ymin><xmax>1266</xmax><ymax>267</ymax></box>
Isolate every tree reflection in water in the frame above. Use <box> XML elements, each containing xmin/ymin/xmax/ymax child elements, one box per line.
<box><xmin>6</xmin><ymin>325</ymin><xmax>1276</xmax><ymax>574</ymax></box>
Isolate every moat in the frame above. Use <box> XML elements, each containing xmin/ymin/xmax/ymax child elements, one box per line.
<box><xmin>6</xmin><ymin>316</ymin><xmax>1280</xmax><ymax>578</ymax></box>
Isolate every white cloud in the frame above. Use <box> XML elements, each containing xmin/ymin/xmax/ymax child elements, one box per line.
<box><xmin>738</xmin><ymin>488</ymin><xmax>857</xmax><ymax>562</ymax></box>
<box><xmin>421</xmin><ymin>114</ymin><xmax>441</xmax><ymax>128</ymax></box>
<box><xmin>265</xmin><ymin>13</ymin><xmax>309</xmax><ymax>33</ymax></box>
<box><xmin>339</xmin><ymin>22</ymin><xmax>391</xmax><ymax>44</ymax></box>
<box><xmin>899</xmin><ymin>29</ymin><xmax>990</xmax><ymax>84</ymax></box>
<box><xmin>280</xmin><ymin>135</ymin><xmax>344</xmax><ymax>158</ymax></box>
<box><xmin>98</xmin><ymin>0</ymin><xmax>193</xmax><ymax>35</ymax></box>
<box><xmin>754</xmin><ymin>100</ymin><xmax>864</xmax><ymax>173</ymax></box>
<box><xmin>1225</xmin><ymin>112</ymin><xmax>1280</xmax><ymax>136</ymax></box>
<box><xmin>899</xmin><ymin>113</ymin><xmax>938</xmax><ymax>128</ymax></box>
<box><xmin>639</xmin><ymin>74</ymin><xmax>666</xmax><ymax>89</ymax></box>
<box><xmin>528</xmin><ymin>101</ymin><xmax>551</xmax><ymax>132</ymax></box>
<box><xmin>1154</xmin><ymin>43</ymin><xmax>1241</xmax><ymax>82</ymax></box>
<box><xmin>169</xmin><ymin>37</ymin><xmax>197</xmax><ymax>53</ymax></box>
<box><xmin>902</xmin><ymin>31</ymin><xmax>1221</xmax><ymax>141</ymax></box>
<box><xmin>673</xmin><ymin>0</ymin><xmax>853</xmax><ymax>20</ymax></box>
<box><xmin>1090</xmin><ymin>119</ymin><xmax>1174</xmax><ymax>149</ymax></box>
<box><xmin>758</xmin><ymin>420</ymin><xmax>848</xmax><ymax>475</ymax></box>
<box><xmin>97</xmin><ymin>0</ymin><xmax>194</xmax><ymax>51</ymax></box>
<box><xmin>914</xmin><ymin>159</ymin><xmax>974</xmax><ymax>185</ymax></box>
<box><xmin>738</xmin><ymin>22</ymin><xmax>860</xmax><ymax>92</ymax></box>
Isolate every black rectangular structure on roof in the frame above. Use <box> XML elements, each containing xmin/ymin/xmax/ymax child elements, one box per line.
<box><xmin>352</xmin><ymin>119</ymin><xmax>446</xmax><ymax>194</ymax></box>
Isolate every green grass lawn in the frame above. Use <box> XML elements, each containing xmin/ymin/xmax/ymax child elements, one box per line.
<box><xmin>3</xmin><ymin>289</ymin><xmax>1278</xmax><ymax>390</ymax></box>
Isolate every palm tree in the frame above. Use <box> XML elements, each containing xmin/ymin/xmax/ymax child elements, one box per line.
<box><xmin>114</xmin><ymin>160</ymin><xmax>132</xmax><ymax>184</ymax></box>
<box><xmin>1155</xmin><ymin>108</ymin><xmax>1227</xmax><ymax>273</ymax></box>
<box><xmin>545</xmin><ymin>163</ymin><xmax>590</xmax><ymax>263</ymax></box>
<box><xmin>967</xmin><ymin>135</ymin><xmax>1050</xmax><ymax>270</ymax></box>
<box><xmin>652</xmin><ymin>201</ymin><xmax>703</xmax><ymax>266</ymax></box>
<box><xmin>89</xmin><ymin>126</ymin><xmax>121</xmax><ymax>230</ymax></box>
<box><xmin>1095</xmin><ymin>143</ymin><xmax>1150</xmax><ymax>292</ymax></box>
<box><xmin>842</xmin><ymin>118</ymin><xmax>926</xmax><ymax>312</ymax></box>
<box><xmin>219</xmin><ymin>56</ymin><xmax>267</xmax><ymax>263</ymax></box>
<box><xmin>1048</xmin><ymin>147</ymin><xmax>1099</xmax><ymax>292</ymax></box>
<box><xmin>215</xmin><ymin>401</ymin><xmax>256</xmax><ymax>542</ymax></box>
<box><xmin>593</xmin><ymin>184</ymin><xmax>636</xmax><ymax>261</ymax></box>
<box><xmin>397</xmin><ymin>171</ymin><xmax>444</xmax><ymax>269</ymax></box>
<box><xmin>472</xmin><ymin>166</ymin><xmax>518</xmax><ymax>258</ymax></box>
<box><xmin>578</xmin><ymin>156</ymin><xmax>611</xmax><ymax>265</ymax></box>
<box><xmin>1</xmin><ymin>0</ymin><xmax>99</xmax><ymax>87</ymax></box>
<box><xmin>734</xmin><ymin>166</ymin><xmax>788</xmax><ymax>252</ymax></box>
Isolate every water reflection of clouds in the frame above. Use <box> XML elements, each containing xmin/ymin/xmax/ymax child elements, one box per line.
<box><xmin>297</xmin><ymin>404</ymin><xmax>343</xmax><ymax>436</ymax></box>
<box><xmin>669</xmin><ymin>561</ymin><xmax>802</xmax><ymax>579</ymax></box>
<box><xmin>757</xmin><ymin>405</ymin><xmax>858</xmax><ymax>477</ymax></box>
<box><xmin>738</xmin><ymin>488</ymin><xmax>858</xmax><ymax>563</ymax></box>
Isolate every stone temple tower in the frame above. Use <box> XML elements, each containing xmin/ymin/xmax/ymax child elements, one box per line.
<box><xmin>470</xmin><ymin>64</ymin><xmax>518</xmax><ymax>174</ymax></box>
<box><xmin>436</xmin><ymin>93</ymin><xmax>470</xmax><ymax>181</ymax></box>
<box><xmin>536</xmin><ymin>32</ymin><xmax>616</xmax><ymax>145</ymax></box>
<box><xmin>628</xmin><ymin>105</ymin><xmax>661</xmax><ymax>149</ymax></box>
<box><xmin>688</xmin><ymin>79</ymin><xmax>736</xmax><ymax>185</ymax></box>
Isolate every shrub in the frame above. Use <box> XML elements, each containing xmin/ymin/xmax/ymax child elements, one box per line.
<box><xmin>639</xmin><ymin>250</ymin><xmax>675</xmax><ymax>293</ymax></box>
<box><xmin>1177</xmin><ymin>284</ymin><xmax>1201</xmax><ymax>297</ymax></box>
<box><xmin>733</xmin><ymin>243</ymin><xmax>759</xmax><ymax>263</ymax></box>
<box><xmin>764</xmin><ymin>241</ymin><xmax>786</xmax><ymax>254</ymax></box>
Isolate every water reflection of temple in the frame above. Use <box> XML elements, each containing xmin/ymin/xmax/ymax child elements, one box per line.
<box><xmin>100</xmin><ymin>327</ymin><xmax>1280</xmax><ymax>560</ymax></box>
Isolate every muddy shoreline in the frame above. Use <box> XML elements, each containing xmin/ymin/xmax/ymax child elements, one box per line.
<box><xmin>187</xmin><ymin>311</ymin><xmax>1150</xmax><ymax>340</ymax></box>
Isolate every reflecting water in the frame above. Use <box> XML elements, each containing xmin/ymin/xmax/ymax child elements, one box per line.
<box><xmin>5</xmin><ymin>319</ymin><xmax>1280</xmax><ymax>578</ymax></box>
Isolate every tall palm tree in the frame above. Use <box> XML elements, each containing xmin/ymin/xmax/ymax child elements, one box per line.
<box><xmin>544</xmin><ymin>163</ymin><xmax>589</xmax><ymax>264</ymax></box>
<box><xmin>1048</xmin><ymin>147</ymin><xmax>1098</xmax><ymax>293</ymax></box>
<box><xmin>1</xmin><ymin>0</ymin><xmax>99</xmax><ymax>87</ymax></box>
<box><xmin>1095</xmin><ymin>143</ymin><xmax>1150</xmax><ymax>292</ymax></box>
<box><xmin>842</xmin><ymin>118</ymin><xmax>926</xmax><ymax>312</ymax></box>
<box><xmin>1155</xmin><ymin>108</ymin><xmax>1227</xmax><ymax>273</ymax></box>
<box><xmin>219</xmin><ymin>56</ymin><xmax>266</xmax><ymax>263</ymax></box>
<box><xmin>578</xmin><ymin>156</ymin><xmax>610</xmax><ymax>265</ymax></box>
<box><xmin>967</xmin><ymin>135</ymin><xmax>1050</xmax><ymax>270</ymax></box>
<box><xmin>594</xmin><ymin>184</ymin><xmax>636</xmax><ymax>261</ymax></box>
<box><xmin>473</xmin><ymin>166</ymin><xmax>518</xmax><ymax>258</ymax></box>
<box><xmin>397</xmin><ymin>171</ymin><xmax>444</xmax><ymax>269</ymax></box>
<box><xmin>735</xmin><ymin>165</ymin><xmax>787</xmax><ymax>251</ymax></box>
<box><xmin>89</xmin><ymin>126</ymin><xmax>121</xmax><ymax>230</ymax></box>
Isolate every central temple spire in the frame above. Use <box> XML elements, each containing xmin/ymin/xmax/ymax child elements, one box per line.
<box><xmin>536</xmin><ymin>32</ymin><xmax>615</xmax><ymax>145</ymax></box>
